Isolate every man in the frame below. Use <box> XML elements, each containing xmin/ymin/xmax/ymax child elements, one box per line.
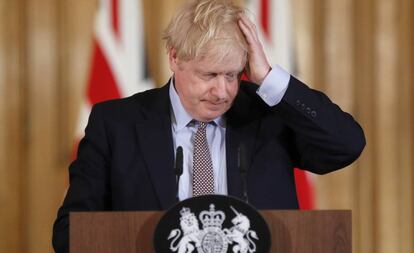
<box><xmin>52</xmin><ymin>0</ymin><xmax>365</xmax><ymax>252</ymax></box>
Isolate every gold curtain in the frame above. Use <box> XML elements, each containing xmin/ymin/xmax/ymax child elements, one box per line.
<box><xmin>0</xmin><ymin>0</ymin><xmax>413</xmax><ymax>252</ymax></box>
<box><xmin>0</xmin><ymin>0</ymin><xmax>97</xmax><ymax>252</ymax></box>
<box><xmin>293</xmin><ymin>0</ymin><xmax>414</xmax><ymax>252</ymax></box>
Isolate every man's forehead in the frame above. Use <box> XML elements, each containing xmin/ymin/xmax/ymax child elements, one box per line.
<box><xmin>194</xmin><ymin>63</ymin><xmax>244</xmax><ymax>74</ymax></box>
<box><xmin>193</xmin><ymin>53</ymin><xmax>246</xmax><ymax>73</ymax></box>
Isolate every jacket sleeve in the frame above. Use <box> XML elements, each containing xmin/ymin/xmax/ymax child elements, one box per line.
<box><xmin>274</xmin><ymin>76</ymin><xmax>366</xmax><ymax>174</ymax></box>
<box><xmin>52</xmin><ymin>103</ymin><xmax>112</xmax><ymax>253</ymax></box>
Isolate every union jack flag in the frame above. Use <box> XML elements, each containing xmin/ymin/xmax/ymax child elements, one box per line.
<box><xmin>75</xmin><ymin>0</ymin><xmax>152</xmax><ymax>141</ymax></box>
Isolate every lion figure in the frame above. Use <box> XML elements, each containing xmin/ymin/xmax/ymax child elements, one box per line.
<box><xmin>168</xmin><ymin>208</ymin><xmax>201</xmax><ymax>253</ymax></box>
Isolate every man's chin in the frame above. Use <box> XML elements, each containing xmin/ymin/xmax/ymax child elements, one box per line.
<box><xmin>197</xmin><ymin>110</ymin><xmax>226</xmax><ymax>122</ymax></box>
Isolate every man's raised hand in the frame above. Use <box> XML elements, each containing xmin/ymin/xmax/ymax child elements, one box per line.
<box><xmin>238</xmin><ymin>13</ymin><xmax>271</xmax><ymax>85</ymax></box>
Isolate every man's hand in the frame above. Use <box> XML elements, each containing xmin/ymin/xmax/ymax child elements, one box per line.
<box><xmin>238</xmin><ymin>13</ymin><xmax>271</xmax><ymax>85</ymax></box>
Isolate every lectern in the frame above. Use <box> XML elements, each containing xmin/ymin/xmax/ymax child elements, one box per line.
<box><xmin>70</xmin><ymin>210</ymin><xmax>351</xmax><ymax>253</ymax></box>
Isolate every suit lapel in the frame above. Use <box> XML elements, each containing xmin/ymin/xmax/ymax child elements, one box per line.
<box><xmin>135</xmin><ymin>83</ymin><xmax>176</xmax><ymax>209</ymax></box>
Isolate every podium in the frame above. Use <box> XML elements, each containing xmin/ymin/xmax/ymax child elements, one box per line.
<box><xmin>70</xmin><ymin>210</ymin><xmax>351</xmax><ymax>253</ymax></box>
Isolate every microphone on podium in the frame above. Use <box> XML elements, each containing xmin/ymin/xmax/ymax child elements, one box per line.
<box><xmin>238</xmin><ymin>143</ymin><xmax>249</xmax><ymax>203</ymax></box>
<box><xmin>174</xmin><ymin>146</ymin><xmax>183</xmax><ymax>202</ymax></box>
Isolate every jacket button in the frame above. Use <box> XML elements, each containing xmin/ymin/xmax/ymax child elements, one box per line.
<box><xmin>301</xmin><ymin>104</ymin><xmax>306</xmax><ymax>110</ymax></box>
<box><xmin>306</xmin><ymin>107</ymin><xmax>311</xmax><ymax>114</ymax></box>
<box><xmin>311</xmin><ymin>111</ymin><xmax>317</xmax><ymax>118</ymax></box>
<box><xmin>296</xmin><ymin>100</ymin><xmax>301</xmax><ymax>106</ymax></box>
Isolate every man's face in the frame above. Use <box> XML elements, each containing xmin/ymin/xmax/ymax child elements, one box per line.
<box><xmin>169</xmin><ymin>49</ymin><xmax>245</xmax><ymax>122</ymax></box>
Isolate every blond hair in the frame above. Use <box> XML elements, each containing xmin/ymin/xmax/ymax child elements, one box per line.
<box><xmin>163</xmin><ymin>0</ymin><xmax>248</xmax><ymax>62</ymax></box>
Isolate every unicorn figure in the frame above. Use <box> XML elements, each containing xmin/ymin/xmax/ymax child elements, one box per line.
<box><xmin>224</xmin><ymin>206</ymin><xmax>258</xmax><ymax>253</ymax></box>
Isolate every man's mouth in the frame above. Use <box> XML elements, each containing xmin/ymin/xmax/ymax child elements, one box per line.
<box><xmin>201</xmin><ymin>101</ymin><xmax>227</xmax><ymax>111</ymax></box>
<box><xmin>204</xmin><ymin>101</ymin><xmax>226</xmax><ymax>106</ymax></box>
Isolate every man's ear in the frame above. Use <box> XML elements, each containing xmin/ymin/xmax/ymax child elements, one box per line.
<box><xmin>168</xmin><ymin>48</ymin><xmax>179</xmax><ymax>72</ymax></box>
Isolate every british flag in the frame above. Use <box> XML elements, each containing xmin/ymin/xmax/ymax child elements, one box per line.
<box><xmin>75</xmin><ymin>0</ymin><xmax>152</xmax><ymax>141</ymax></box>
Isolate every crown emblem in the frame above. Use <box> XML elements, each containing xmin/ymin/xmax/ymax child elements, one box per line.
<box><xmin>199</xmin><ymin>204</ymin><xmax>225</xmax><ymax>229</ymax></box>
<box><xmin>167</xmin><ymin>203</ymin><xmax>259</xmax><ymax>253</ymax></box>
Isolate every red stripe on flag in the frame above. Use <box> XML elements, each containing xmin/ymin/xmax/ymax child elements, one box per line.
<box><xmin>87</xmin><ymin>40</ymin><xmax>121</xmax><ymax>104</ymax></box>
<box><xmin>294</xmin><ymin>168</ymin><xmax>315</xmax><ymax>209</ymax></box>
<box><xmin>111</xmin><ymin>0</ymin><xmax>120</xmax><ymax>39</ymax></box>
<box><xmin>260</xmin><ymin>0</ymin><xmax>270</xmax><ymax>39</ymax></box>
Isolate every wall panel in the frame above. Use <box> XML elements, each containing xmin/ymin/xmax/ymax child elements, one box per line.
<box><xmin>374</xmin><ymin>0</ymin><xmax>400</xmax><ymax>252</ymax></box>
<box><xmin>353</xmin><ymin>0</ymin><xmax>375</xmax><ymax>251</ymax></box>
<box><xmin>25</xmin><ymin>0</ymin><xmax>61</xmax><ymax>251</ymax></box>
<box><xmin>398</xmin><ymin>0</ymin><xmax>414</xmax><ymax>252</ymax></box>
<box><xmin>316</xmin><ymin>0</ymin><xmax>354</xmax><ymax>210</ymax></box>
<box><xmin>0</xmin><ymin>0</ymin><xmax>96</xmax><ymax>252</ymax></box>
<box><xmin>0</xmin><ymin>0</ymin><xmax>26</xmax><ymax>252</ymax></box>
<box><xmin>292</xmin><ymin>0</ymin><xmax>317</xmax><ymax>85</ymax></box>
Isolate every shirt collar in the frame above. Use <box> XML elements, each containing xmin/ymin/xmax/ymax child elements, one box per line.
<box><xmin>169</xmin><ymin>77</ymin><xmax>226</xmax><ymax>130</ymax></box>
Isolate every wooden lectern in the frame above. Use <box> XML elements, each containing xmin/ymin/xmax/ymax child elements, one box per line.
<box><xmin>70</xmin><ymin>210</ymin><xmax>351</xmax><ymax>253</ymax></box>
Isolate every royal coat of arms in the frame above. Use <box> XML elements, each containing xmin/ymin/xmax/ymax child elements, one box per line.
<box><xmin>167</xmin><ymin>204</ymin><xmax>259</xmax><ymax>253</ymax></box>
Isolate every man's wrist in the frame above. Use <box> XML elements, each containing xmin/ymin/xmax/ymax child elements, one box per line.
<box><xmin>256</xmin><ymin>65</ymin><xmax>291</xmax><ymax>106</ymax></box>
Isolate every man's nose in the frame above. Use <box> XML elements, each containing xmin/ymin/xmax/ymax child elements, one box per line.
<box><xmin>211</xmin><ymin>76</ymin><xmax>227</xmax><ymax>99</ymax></box>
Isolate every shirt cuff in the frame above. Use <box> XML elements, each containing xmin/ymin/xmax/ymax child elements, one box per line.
<box><xmin>256</xmin><ymin>65</ymin><xmax>290</xmax><ymax>106</ymax></box>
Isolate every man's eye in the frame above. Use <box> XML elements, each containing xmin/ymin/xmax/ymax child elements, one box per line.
<box><xmin>202</xmin><ymin>73</ymin><xmax>216</xmax><ymax>79</ymax></box>
<box><xmin>226</xmin><ymin>73</ymin><xmax>237</xmax><ymax>81</ymax></box>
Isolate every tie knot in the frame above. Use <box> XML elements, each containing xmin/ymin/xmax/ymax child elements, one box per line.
<box><xmin>198</xmin><ymin>121</ymin><xmax>208</xmax><ymax>130</ymax></box>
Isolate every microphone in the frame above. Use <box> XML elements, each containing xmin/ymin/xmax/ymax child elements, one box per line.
<box><xmin>238</xmin><ymin>143</ymin><xmax>249</xmax><ymax>203</ymax></box>
<box><xmin>174</xmin><ymin>146</ymin><xmax>183</xmax><ymax>202</ymax></box>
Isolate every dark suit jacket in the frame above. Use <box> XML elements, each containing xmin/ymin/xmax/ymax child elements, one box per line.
<box><xmin>52</xmin><ymin>77</ymin><xmax>365</xmax><ymax>252</ymax></box>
